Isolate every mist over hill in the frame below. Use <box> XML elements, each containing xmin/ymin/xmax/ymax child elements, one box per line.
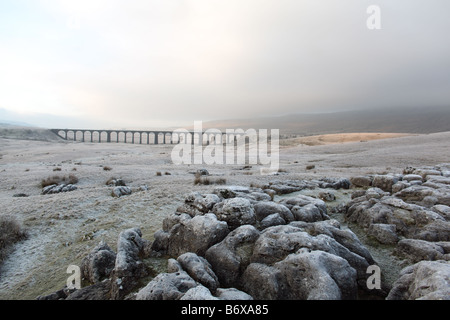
<box><xmin>201</xmin><ymin>106</ymin><xmax>450</xmax><ymax>136</ymax></box>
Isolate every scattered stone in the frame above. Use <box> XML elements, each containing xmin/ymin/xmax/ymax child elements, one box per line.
<box><xmin>111</xmin><ymin>186</ymin><xmax>132</xmax><ymax>198</ymax></box>
<box><xmin>42</xmin><ymin>184</ymin><xmax>77</xmax><ymax>195</ymax></box>
<box><xmin>107</xmin><ymin>178</ymin><xmax>126</xmax><ymax>187</ymax></box>
<box><xmin>196</xmin><ymin>169</ymin><xmax>209</xmax><ymax>176</ymax></box>
<box><xmin>13</xmin><ymin>193</ymin><xmax>29</xmax><ymax>197</ymax></box>
<box><xmin>318</xmin><ymin>191</ymin><xmax>336</xmax><ymax>202</ymax></box>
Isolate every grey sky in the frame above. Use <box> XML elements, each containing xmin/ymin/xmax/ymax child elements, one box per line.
<box><xmin>0</xmin><ymin>0</ymin><xmax>449</xmax><ymax>129</ymax></box>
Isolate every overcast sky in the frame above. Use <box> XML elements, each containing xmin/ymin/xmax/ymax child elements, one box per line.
<box><xmin>1</xmin><ymin>0</ymin><xmax>449</xmax><ymax>129</ymax></box>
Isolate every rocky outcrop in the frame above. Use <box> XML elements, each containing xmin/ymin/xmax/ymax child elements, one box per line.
<box><xmin>346</xmin><ymin>164</ymin><xmax>450</xmax><ymax>300</ymax></box>
<box><xmin>136</xmin><ymin>252</ymin><xmax>251</xmax><ymax>300</ymax></box>
<box><xmin>243</xmin><ymin>249</ymin><xmax>358</xmax><ymax>300</ymax></box>
<box><xmin>38</xmin><ymin>164</ymin><xmax>450</xmax><ymax>300</ymax></box>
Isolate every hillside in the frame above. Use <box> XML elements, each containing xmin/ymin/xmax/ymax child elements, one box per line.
<box><xmin>201</xmin><ymin>106</ymin><xmax>450</xmax><ymax>136</ymax></box>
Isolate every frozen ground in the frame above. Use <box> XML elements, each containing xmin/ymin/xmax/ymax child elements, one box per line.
<box><xmin>0</xmin><ymin>131</ymin><xmax>449</xmax><ymax>299</ymax></box>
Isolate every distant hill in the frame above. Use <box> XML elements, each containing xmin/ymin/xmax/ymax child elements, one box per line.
<box><xmin>0</xmin><ymin>125</ymin><xmax>62</xmax><ymax>141</ymax></box>
<box><xmin>201</xmin><ymin>106</ymin><xmax>450</xmax><ymax>136</ymax></box>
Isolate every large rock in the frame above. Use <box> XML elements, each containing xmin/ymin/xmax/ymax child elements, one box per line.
<box><xmin>177</xmin><ymin>252</ymin><xmax>219</xmax><ymax>293</ymax></box>
<box><xmin>180</xmin><ymin>285</ymin><xmax>218</xmax><ymax>300</ymax></box>
<box><xmin>176</xmin><ymin>192</ymin><xmax>221</xmax><ymax>217</ymax></box>
<box><xmin>111</xmin><ymin>186</ymin><xmax>132</xmax><ymax>198</ymax></box>
<box><xmin>42</xmin><ymin>183</ymin><xmax>77</xmax><ymax>195</ymax></box>
<box><xmin>215</xmin><ymin>288</ymin><xmax>253</xmax><ymax>300</ymax></box>
<box><xmin>213</xmin><ymin>186</ymin><xmax>250</xmax><ymax>199</ymax></box>
<box><xmin>345</xmin><ymin>194</ymin><xmax>450</xmax><ymax>242</ymax></box>
<box><xmin>80</xmin><ymin>241</ymin><xmax>116</xmax><ymax>284</ymax></box>
<box><xmin>387</xmin><ymin>260</ymin><xmax>450</xmax><ymax>300</ymax></box>
<box><xmin>152</xmin><ymin>213</ymin><xmax>229</xmax><ymax>257</ymax></box>
<box><xmin>279</xmin><ymin>195</ymin><xmax>329</xmax><ymax>223</ymax></box>
<box><xmin>110</xmin><ymin>228</ymin><xmax>149</xmax><ymax>299</ymax></box>
<box><xmin>205</xmin><ymin>225</ymin><xmax>260</xmax><ymax>288</ymax></box>
<box><xmin>243</xmin><ymin>249</ymin><xmax>358</xmax><ymax>300</ymax></box>
<box><xmin>65</xmin><ymin>280</ymin><xmax>112</xmax><ymax>300</ymax></box>
<box><xmin>250</xmin><ymin>224</ymin><xmax>372</xmax><ymax>287</ymax></box>
<box><xmin>212</xmin><ymin>197</ymin><xmax>256</xmax><ymax>230</ymax></box>
<box><xmin>253</xmin><ymin>201</ymin><xmax>294</xmax><ymax>223</ymax></box>
<box><xmin>290</xmin><ymin>203</ymin><xmax>327</xmax><ymax>222</ymax></box>
<box><xmin>372</xmin><ymin>174</ymin><xmax>400</xmax><ymax>193</ymax></box>
<box><xmin>367</xmin><ymin>224</ymin><xmax>399</xmax><ymax>244</ymax></box>
<box><xmin>259</xmin><ymin>213</ymin><xmax>286</xmax><ymax>229</ymax></box>
<box><xmin>136</xmin><ymin>271</ymin><xmax>198</xmax><ymax>300</ymax></box>
<box><xmin>350</xmin><ymin>176</ymin><xmax>373</xmax><ymax>188</ymax></box>
<box><xmin>396</xmin><ymin>239</ymin><xmax>450</xmax><ymax>263</ymax></box>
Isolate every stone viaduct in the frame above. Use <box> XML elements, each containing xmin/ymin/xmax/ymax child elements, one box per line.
<box><xmin>50</xmin><ymin>129</ymin><xmax>241</xmax><ymax>145</ymax></box>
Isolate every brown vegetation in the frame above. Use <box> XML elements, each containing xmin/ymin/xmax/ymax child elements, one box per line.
<box><xmin>41</xmin><ymin>174</ymin><xmax>79</xmax><ymax>188</ymax></box>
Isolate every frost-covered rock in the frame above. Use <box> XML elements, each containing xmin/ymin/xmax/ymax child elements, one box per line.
<box><xmin>80</xmin><ymin>241</ymin><xmax>116</xmax><ymax>284</ymax></box>
<box><xmin>212</xmin><ymin>197</ymin><xmax>256</xmax><ymax>230</ymax></box>
<box><xmin>110</xmin><ymin>228</ymin><xmax>148</xmax><ymax>299</ymax></box>
<box><xmin>387</xmin><ymin>260</ymin><xmax>450</xmax><ymax>300</ymax></box>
